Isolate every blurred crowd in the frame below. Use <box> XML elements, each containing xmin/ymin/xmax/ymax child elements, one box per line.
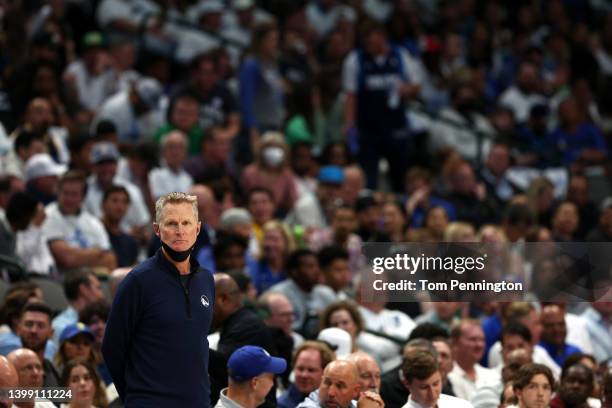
<box><xmin>0</xmin><ymin>0</ymin><xmax>611</xmax><ymax>407</ymax></box>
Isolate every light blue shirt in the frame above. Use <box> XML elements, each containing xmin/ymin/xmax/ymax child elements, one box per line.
<box><xmin>52</xmin><ymin>306</ymin><xmax>78</xmax><ymax>344</ymax></box>
<box><xmin>582</xmin><ymin>307</ymin><xmax>612</xmax><ymax>364</ymax></box>
<box><xmin>0</xmin><ymin>330</ymin><xmax>57</xmax><ymax>360</ymax></box>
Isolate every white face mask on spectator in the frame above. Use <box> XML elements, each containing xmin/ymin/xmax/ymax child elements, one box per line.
<box><xmin>262</xmin><ymin>146</ymin><xmax>284</xmax><ymax>167</ymax></box>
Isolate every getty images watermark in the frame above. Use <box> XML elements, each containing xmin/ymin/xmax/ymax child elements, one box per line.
<box><xmin>360</xmin><ymin>242</ymin><xmax>612</xmax><ymax>302</ymax></box>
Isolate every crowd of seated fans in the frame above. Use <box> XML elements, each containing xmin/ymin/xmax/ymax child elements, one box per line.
<box><xmin>0</xmin><ymin>0</ymin><xmax>611</xmax><ymax>406</ymax></box>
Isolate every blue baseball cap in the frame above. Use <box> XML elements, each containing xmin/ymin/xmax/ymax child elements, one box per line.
<box><xmin>227</xmin><ymin>346</ymin><xmax>287</xmax><ymax>381</ymax></box>
<box><xmin>318</xmin><ymin>166</ymin><xmax>344</xmax><ymax>185</ymax></box>
<box><xmin>60</xmin><ymin>323</ymin><xmax>95</xmax><ymax>343</ymax></box>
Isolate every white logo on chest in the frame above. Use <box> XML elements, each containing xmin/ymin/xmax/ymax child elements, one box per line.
<box><xmin>200</xmin><ymin>295</ymin><xmax>210</xmax><ymax>307</ymax></box>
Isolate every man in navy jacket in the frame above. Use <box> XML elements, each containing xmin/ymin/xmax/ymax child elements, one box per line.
<box><xmin>103</xmin><ymin>192</ymin><xmax>215</xmax><ymax>407</ymax></box>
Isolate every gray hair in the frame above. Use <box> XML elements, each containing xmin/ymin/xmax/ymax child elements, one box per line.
<box><xmin>160</xmin><ymin>130</ymin><xmax>187</xmax><ymax>148</ymax></box>
<box><xmin>155</xmin><ymin>192</ymin><xmax>198</xmax><ymax>223</ymax></box>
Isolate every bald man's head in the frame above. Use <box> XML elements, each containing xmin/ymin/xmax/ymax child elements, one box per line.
<box><xmin>346</xmin><ymin>352</ymin><xmax>381</xmax><ymax>392</ymax></box>
<box><xmin>319</xmin><ymin>360</ymin><xmax>360</xmax><ymax>408</ymax></box>
<box><xmin>189</xmin><ymin>184</ymin><xmax>216</xmax><ymax>225</ymax></box>
<box><xmin>7</xmin><ymin>348</ymin><xmax>43</xmax><ymax>388</ymax></box>
<box><xmin>0</xmin><ymin>356</ymin><xmax>18</xmax><ymax>407</ymax></box>
<box><xmin>540</xmin><ymin>304</ymin><xmax>566</xmax><ymax>347</ymax></box>
<box><xmin>213</xmin><ymin>273</ymin><xmax>242</xmax><ymax>326</ymax></box>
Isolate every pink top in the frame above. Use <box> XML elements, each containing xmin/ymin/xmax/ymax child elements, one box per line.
<box><xmin>241</xmin><ymin>164</ymin><xmax>299</xmax><ymax>212</ymax></box>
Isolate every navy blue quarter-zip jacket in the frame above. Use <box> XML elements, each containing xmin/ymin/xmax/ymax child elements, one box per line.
<box><xmin>102</xmin><ymin>249</ymin><xmax>215</xmax><ymax>407</ymax></box>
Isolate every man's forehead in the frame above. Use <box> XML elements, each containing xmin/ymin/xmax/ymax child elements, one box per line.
<box><xmin>415</xmin><ymin>371</ymin><xmax>441</xmax><ymax>384</ymax></box>
<box><xmin>22</xmin><ymin>311</ymin><xmax>50</xmax><ymax>322</ymax></box>
<box><xmin>162</xmin><ymin>203</ymin><xmax>196</xmax><ymax>217</ymax></box>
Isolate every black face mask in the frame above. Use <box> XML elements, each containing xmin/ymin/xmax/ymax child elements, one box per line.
<box><xmin>161</xmin><ymin>241</ymin><xmax>195</xmax><ymax>262</ymax></box>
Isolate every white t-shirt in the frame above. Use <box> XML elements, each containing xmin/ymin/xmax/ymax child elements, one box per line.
<box><xmin>94</xmin><ymin>91</ymin><xmax>164</xmax><ymax>143</ymax></box>
<box><xmin>499</xmin><ymin>86</ymin><xmax>548</xmax><ymax>123</ymax></box>
<box><xmin>65</xmin><ymin>60</ymin><xmax>115</xmax><ymax>111</ymax></box>
<box><xmin>148</xmin><ymin>166</ymin><xmax>193</xmax><ymax>199</ymax></box>
<box><xmin>448</xmin><ymin>362</ymin><xmax>500</xmax><ymax>402</ymax></box>
<box><xmin>42</xmin><ymin>202</ymin><xmax>111</xmax><ymax>250</ymax></box>
<box><xmin>402</xmin><ymin>393</ymin><xmax>474</xmax><ymax>408</ymax></box>
<box><xmin>358</xmin><ymin>305</ymin><xmax>416</xmax><ymax>341</ymax></box>
<box><xmin>84</xmin><ymin>176</ymin><xmax>151</xmax><ymax>231</ymax></box>
<box><xmin>16</xmin><ymin>223</ymin><xmax>56</xmax><ymax>275</ymax></box>
<box><xmin>96</xmin><ymin>0</ymin><xmax>159</xmax><ymax>27</ymax></box>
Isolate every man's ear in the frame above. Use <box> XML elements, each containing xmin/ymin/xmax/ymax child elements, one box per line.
<box><xmin>352</xmin><ymin>381</ymin><xmax>362</xmax><ymax>400</ymax></box>
<box><xmin>513</xmin><ymin>387</ymin><xmax>522</xmax><ymax>401</ymax></box>
<box><xmin>196</xmin><ymin>221</ymin><xmax>201</xmax><ymax>236</ymax></box>
<box><xmin>153</xmin><ymin>223</ymin><xmax>160</xmax><ymax>237</ymax></box>
<box><xmin>401</xmin><ymin>377</ymin><xmax>412</xmax><ymax>392</ymax></box>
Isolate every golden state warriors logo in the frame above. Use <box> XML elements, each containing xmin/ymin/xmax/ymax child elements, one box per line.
<box><xmin>200</xmin><ymin>295</ymin><xmax>209</xmax><ymax>307</ymax></box>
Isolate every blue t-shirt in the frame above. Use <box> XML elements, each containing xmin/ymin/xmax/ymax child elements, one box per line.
<box><xmin>539</xmin><ymin>341</ymin><xmax>582</xmax><ymax>367</ymax></box>
<box><xmin>249</xmin><ymin>259</ymin><xmax>286</xmax><ymax>295</ymax></box>
<box><xmin>548</xmin><ymin>123</ymin><xmax>608</xmax><ymax>165</ymax></box>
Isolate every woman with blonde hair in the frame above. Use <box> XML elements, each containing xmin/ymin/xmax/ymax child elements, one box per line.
<box><xmin>477</xmin><ymin>224</ymin><xmax>524</xmax><ymax>283</ymax></box>
<box><xmin>443</xmin><ymin>222</ymin><xmax>476</xmax><ymax>242</ymax></box>
<box><xmin>249</xmin><ymin>220</ymin><xmax>296</xmax><ymax>294</ymax></box>
<box><xmin>526</xmin><ymin>176</ymin><xmax>555</xmax><ymax>227</ymax></box>
<box><xmin>241</xmin><ymin>132</ymin><xmax>298</xmax><ymax>215</ymax></box>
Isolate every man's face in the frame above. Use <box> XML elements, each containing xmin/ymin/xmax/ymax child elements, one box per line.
<box><xmin>294</xmin><ymin>349</ymin><xmax>323</xmax><ymax>394</ymax></box>
<box><xmin>365</xmin><ymin>31</ymin><xmax>387</xmax><ymax>56</ymax></box>
<box><xmin>25</xmin><ymin>99</ymin><xmax>53</xmax><ymax>133</ymax></box>
<box><xmin>294</xmin><ymin>254</ymin><xmax>320</xmax><ymax>290</ymax></box>
<box><xmin>16</xmin><ymin>312</ymin><xmax>53</xmax><ymax>352</ymax></box>
<box><xmin>58</xmin><ymin>180</ymin><xmax>85</xmax><ymax>215</ymax></box>
<box><xmin>354</xmin><ymin>358</ymin><xmax>381</xmax><ymax>392</ymax></box>
<box><xmin>515</xmin><ymin>373</ymin><xmax>552</xmax><ymax>408</ymax></box>
<box><xmin>163</xmin><ymin>136</ymin><xmax>188</xmax><ymax>169</ymax></box>
<box><xmin>102</xmin><ymin>191</ymin><xmax>129</xmax><ymax>223</ymax></box>
<box><xmin>247</xmin><ymin>192</ymin><xmax>274</xmax><ymax>225</ymax></box>
<box><xmin>486</xmin><ymin>145</ymin><xmax>510</xmax><ymax>177</ymax></box>
<box><xmin>502</xmin><ymin>334</ymin><xmax>531</xmax><ymax>357</ymax></box>
<box><xmin>559</xmin><ymin>365</ymin><xmax>592</xmax><ymax>406</ymax></box>
<box><xmin>432</xmin><ymin>341</ymin><xmax>453</xmax><ymax>380</ymax></box>
<box><xmin>192</xmin><ymin>60</ymin><xmax>218</xmax><ymax>93</ymax></box>
<box><xmin>540</xmin><ymin>307</ymin><xmax>567</xmax><ymax>347</ymax></box>
<box><xmin>93</xmin><ymin>160</ymin><xmax>118</xmax><ymax>189</ymax></box>
<box><xmin>82</xmin><ymin>276</ymin><xmax>105</xmax><ymax>304</ymax></box>
<box><xmin>407</xmin><ymin>371</ymin><xmax>443</xmax><ymax>407</ymax></box>
<box><xmin>267</xmin><ymin>296</ymin><xmax>294</xmax><ymax>336</ymax></box>
<box><xmin>332</xmin><ymin>208</ymin><xmax>357</xmax><ymax>237</ymax></box>
<box><xmin>217</xmin><ymin>244</ymin><xmax>245</xmax><ymax>271</ymax></box>
<box><xmin>323</xmin><ymin>259</ymin><xmax>351</xmax><ymax>292</ymax></box>
<box><xmin>87</xmin><ymin>315</ymin><xmax>106</xmax><ymax>348</ymax></box>
<box><xmin>568</xmin><ymin>177</ymin><xmax>589</xmax><ymax>206</ymax></box>
<box><xmin>13</xmin><ymin>353</ymin><xmax>44</xmax><ymax>388</ymax></box>
<box><xmin>171</xmin><ymin>98</ymin><xmax>200</xmax><ymax>132</ymax></box>
<box><xmin>291</xmin><ymin>144</ymin><xmax>313</xmax><ymax>176</ymax></box>
<box><xmin>553</xmin><ymin>203</ymin><xmax>579</xmax><ymax>235</ymax></box>
<box><xmin>32</xmin><ymin>175</ymin><xmax>58</xmax><ymax>197</ymax></box>
<box><xmin>319</xmin><ymin>364</ymin><xmax>359</xmax><ymax>408</ymax></box>
<box><xmin>455</xmin><ymin>324</ymin><xmax>486</xmax><ymax>364</ymax></box>
<box><xmin>154</xmin><ymin>202</ymin><xmax>201</xmax><ymax>252</ymax></box>
<box><xmin>519</xmin><ymin>310</ymin><xmax>542</xmax><ymax>344</ymax></box>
